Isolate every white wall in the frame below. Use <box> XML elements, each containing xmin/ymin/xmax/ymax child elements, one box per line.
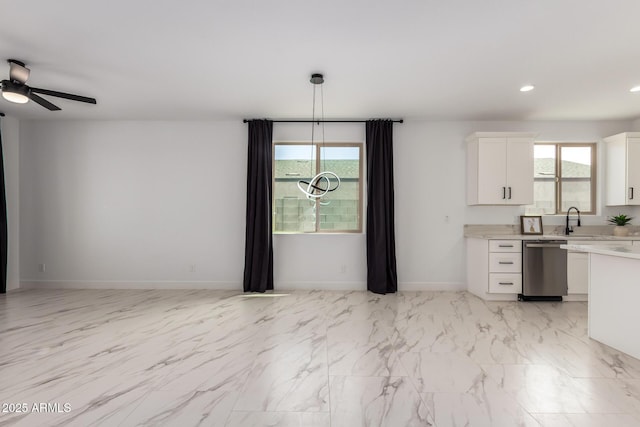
<box><xmin>2</xmin><ymin>117</ymin><xmax>20</xmax><ymax>291</ymax></box>
<box><xmin>18</xmin><ymin>118</ymin><xmax>635</xmax><ymax>291</ymax></box>
<box><xmin>20</xmin><ymin>120</ymin><xmax>246</xmax><ymax>288</ymax></box>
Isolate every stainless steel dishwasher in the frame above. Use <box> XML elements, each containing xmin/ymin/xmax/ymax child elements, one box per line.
<box><xmin>519</xmin><ymin>240</ymin><xmax>567</xmax><ymax>301</ymax></box>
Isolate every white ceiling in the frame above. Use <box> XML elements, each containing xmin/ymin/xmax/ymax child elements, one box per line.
<box><xmin>1</xmin><ymin>0</ymin><xmax>640</xmax><ymax>121</ymax></box>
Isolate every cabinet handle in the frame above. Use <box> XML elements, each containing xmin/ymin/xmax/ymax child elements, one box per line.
<box><xmin>630</xmin><ymin>187</ymin><xmax>634</xmax><ymax>200</ymax></box>
<box><xmin>498</xmin><ymin>282</ymin><xmax>514</xmax><ymax>285</ymax></box>
<box><xmin>508</xmin><ymin>187</ymin><xmax>512</xmax><ymax>199</ymax></box>
<box><xmin>498</xmin><ymin>261</ymin><xmax>514</xmax><ymax>265</ymax></box>
<box><xmin>498</xmin><ymin>244</ymin><xmax>514</xmax><ymax>248</ymax></box>
<box><xmin>502</xmin><ymin>187</ymin><xmax>506</xmax><ymax>199</ymax></box>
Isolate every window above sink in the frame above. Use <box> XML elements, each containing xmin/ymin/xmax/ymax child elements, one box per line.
<box><xmin>525</xmin><ymin>142</ymin><xmax>597</xmax><ymax>215</ymax></box>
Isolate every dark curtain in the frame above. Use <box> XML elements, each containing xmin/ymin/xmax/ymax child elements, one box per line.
<box><xmin>366</xmin><ymin>120</ymin><xmax>397</xmax><ymax>294</ymax></box>
<box><xmin>243</xmin><ymin>120</ymin><xmax>274</xmax><ymax>292</ymax></box>
<box><xmin>0</xmin><ymin>119</ymin><xmax>6</xmax><ymax>294</ymax></box>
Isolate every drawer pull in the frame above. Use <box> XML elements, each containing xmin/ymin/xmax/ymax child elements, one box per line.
<box><xmin>498</xmin><ymin>244</ymin><xmax>514</xmax><ymax>248</ymax></box>
<box><xmin>498</xmin><ymin>261</ymin><xmax>514</xmax><ymax>265</ymax></box>
<box><xmin>498</xmin><ymin>282</ymin><xmax>514</xmax><ymax>285</ymax></box>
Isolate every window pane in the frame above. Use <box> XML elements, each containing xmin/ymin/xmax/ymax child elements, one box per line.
<box><xmin>561</xmin><ymin>146</ymin><xmax>591</xmax><ymax>178</ymax></box>
<box><xmin>560</xmin><ymin>146</ymin><xmax>592</xmax><ymax>212</ymax></box>
<box><xmin>534</xmin><ymin>145</ymin><xmax>556</xmax><ymax>178</ymax></box>
<box><xmin>532</xmin><ymin>179</ymin><xmax>556</xmax><ymax>215</ymax></box>
<box><xmin>526</xmin><ymin>145</ymin><xmax>557</xmax><ymax>214</ymax></box>
<box><xmin>273</xmin><ymin>145</ymin><xmax>316</xmax><ymax>232</ymax></box>
<box><xmin>318</xmin><ymin>146</ymin><xmax>360</xmax><ymax>231</ymax></box>
<box><xmin>561</xmin><ymin>180</ymin><xmax>592</xmax><ymax>212</ymax></box>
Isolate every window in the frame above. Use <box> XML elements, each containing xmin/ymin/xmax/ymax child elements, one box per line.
<box><xmin>526</xmin><ymin>143</ymin><xmax>597</xmax><ymax>215</ymax></box>
<box><xmin>273</xmin><ymin>142</ymin><xmax>362</xmax><ymax>233</ymax></box>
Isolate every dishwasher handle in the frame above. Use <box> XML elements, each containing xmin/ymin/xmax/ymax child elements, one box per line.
<box><xmin>525</xmin><ymin>243</ymin><xmax>563</xmax><ymax>248</ymax></box>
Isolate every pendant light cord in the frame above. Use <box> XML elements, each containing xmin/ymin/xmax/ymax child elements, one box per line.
<box><xmin>321</xmin><ymin>83</ymin><xmax>325</xmax><ymax>173</ymax></box>
<box><xmin>310</xmin><ymin>82</ymin><xmax>316</xmax><ymax>180</ymax></box>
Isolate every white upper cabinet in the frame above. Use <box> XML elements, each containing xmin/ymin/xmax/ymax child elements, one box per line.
<box><xmin>605</xmin><ymin>132</ymin><xmax>640</xmax><ymax>206</ymax></box>
<box><xmin>466</xmin><ymin>132</ymin><xmax>536</xmax><ymax>205</ymax></box>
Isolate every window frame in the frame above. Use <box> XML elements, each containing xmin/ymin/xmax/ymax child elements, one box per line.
<box><xmin>272</xmin><ymin>141</ymin><xmax>364</xmax><ymax>234</ymax></box>
<box><xmin>534</xmin><ymin>142</ymin><xmax>597</xmax><ymax>215</ymax></box>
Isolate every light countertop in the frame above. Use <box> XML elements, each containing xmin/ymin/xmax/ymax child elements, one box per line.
<box><xmin>464</xmin><ymin>224</ymin><xmax>640</xmax><ymax>241</ymax></box>
<box><xmin>464</xmin><ymin>233</ymin><xmax>640</xmax><ymax>241</ymax></box>
<box><xmin>560</xmin><ymin>243</ymin><xmax>640</xmax><ymax>260</ymax></box>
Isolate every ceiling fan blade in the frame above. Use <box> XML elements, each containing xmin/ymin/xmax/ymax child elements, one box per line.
<box><xmin>30</xmin><ymin>87</ymin><xmax>96</xmax><ymax>104</ymax></box>
<box><xmin>29</xmin><ymin>93</ymin><xmax>61</xmax><ymax>111</ymax></box>
<box><xmin>8</xmin><ymin>60</ymin><xmax>30</xmax><ymax>84</ymax></box>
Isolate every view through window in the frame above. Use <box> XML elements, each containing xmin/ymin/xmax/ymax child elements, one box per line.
<box><xmin>526</xmin><ymin>143</ymin><xmax>596</xmax><ymax>215</ymax></box>
<box><xmin>273</xmin><ymin>143</ymin><xmax>362</xmax><ymax>233</ymax></box>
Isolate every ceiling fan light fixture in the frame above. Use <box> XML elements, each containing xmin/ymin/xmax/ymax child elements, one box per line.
<box><xmin>1</xmin><ymin>80</ymin><xmax>29</xmax><ymax>104</ymax></box>
<box><xmin>520</xmin><ymin>84</ymin><xmax>535</xmax><ymax>92</ymax></box>
<box><xmin>630</xmin><ymin>86</ymin><xmax>640</xmax><ymax>93</ymax></box>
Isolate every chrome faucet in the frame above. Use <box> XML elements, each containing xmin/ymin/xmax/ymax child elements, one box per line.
<box><xmin>565</xmin><ymin>206</ymin><xmax>581</xmax><ymax>235</ymax></box>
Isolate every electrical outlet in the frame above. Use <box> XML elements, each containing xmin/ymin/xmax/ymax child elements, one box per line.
<box><xmin>38</xmin><ymin>263</ymin><xmax>46</xmax><ymax>273</ymax></box>
<box><xmin>340</xmin><ymin>264</ymin><xmax>347</xmax><ymax>273</ymax></box>
<box><xmin>189</xmin><ymin>264</ymin><xmax>196</xmax><ymax>273</ymax></box>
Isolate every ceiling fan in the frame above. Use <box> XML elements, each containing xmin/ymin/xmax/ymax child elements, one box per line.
<box><xmin>0</xmin><ymin>59</ymin><xmax>96</xmax><ymax>111</ymax></box>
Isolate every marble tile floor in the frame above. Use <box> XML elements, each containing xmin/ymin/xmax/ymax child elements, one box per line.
<box><xmin>1</xmin><ymin>289</ymin><xmax>640</xmax><ymax>426</ymax></box>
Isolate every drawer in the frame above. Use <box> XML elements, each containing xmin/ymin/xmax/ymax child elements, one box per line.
<box><xmin>489</xmin><ymin>252</ymin><xmax>522</xmax><ymax>272</ymax></box>
<box><xmin>489</xmin><ymin>240</ymin><xmax>521</xmax><ymax>253</ymax></box>
<box><xmin>489</xmin><ymin>273</ymin><xmax>522</xmax><ymax>293</ymax></box>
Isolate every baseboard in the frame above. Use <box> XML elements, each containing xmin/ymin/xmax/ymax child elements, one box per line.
<box><xmin>20</xmin><ymin>280</ymin><xmax>241</xmax><ymax>290</ymax></box>
<box><xmin>19</xmin><ymin>280</ymin><xmax>466</xmax><ymax>292</ymax></box>
<box><xmin>399</xmin><ymin>282</ymin><xmax>466</xmax><ymax>291</ymax></box>
<box><xmin>563</xmin><ymin>294</ymin><xmax>588</xmax><ymax>302</ymax></box>
<box><xmin>275</xmin><ymin>281</ymin><xmax>367</xmax><ymax>291</ymax></box>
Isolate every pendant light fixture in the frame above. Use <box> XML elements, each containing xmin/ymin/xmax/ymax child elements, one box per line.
<box><xmin>297</xmin><ymin>73</ymin><xmax>340</xmax><ymax>202</ymax></box>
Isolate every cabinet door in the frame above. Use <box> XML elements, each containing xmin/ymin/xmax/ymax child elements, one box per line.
<box><xmin>605</xmin><ymin>134</ymin><xmax>628</xmax><ymax>206</ymax></box>
<box><xmin>477</xmin><ymin>138</ymin><xmax>507</xmax><ymax>204</ymax></box>
<box><xmin>505</xmin><ymin>138</ymin><xmax>534</xmax><ymax>205</ymax></box>
<box><xmin>567</xmin><ymin>251</ymin><xmax>588</xmax><ymax>294</ymax></box>
<box><xmin>627</xmin><ymin>138</ymin><xmax>640</xmax><ymax>205</ymax></box>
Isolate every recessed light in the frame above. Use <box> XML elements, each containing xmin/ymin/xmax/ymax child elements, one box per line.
<box><xmin>520</xmin><ymin>85</ymin><xmax>535</xmax><ymax>92</ymax></box>
<box><xmin>630</xmin><ymin>86</ymin><xmax>640</xmax><ymax>93</ymax></box>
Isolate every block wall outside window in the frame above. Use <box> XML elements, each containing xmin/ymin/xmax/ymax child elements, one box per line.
<box><xmin>273</xmin><ymin>143</ymin><xmax>362</xmax><ymax>233</ymax></box>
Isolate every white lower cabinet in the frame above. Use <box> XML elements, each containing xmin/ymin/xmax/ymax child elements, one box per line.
<box><xmin>469</xmin><ymin>237</ymin><xmax>639</xmax><ymax>301</ymax></box>
<box><xmin>567</xmin><ymin>240</ymin><xmax>634</xmax><ymax>297</ymax></box>
<box><xmin>467</xmin><ymin>238</ymin><xmax>522</xmax><ymax>300</ymax></box>
<box><xmin>567</xmin><ymin>252</ymin><xmax>589</xmax><ymax>294</ymax></box>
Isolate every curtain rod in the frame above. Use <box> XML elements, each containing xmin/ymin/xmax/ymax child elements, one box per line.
<box><xmin>242</xmin><ymin>119</ymin><xmax>403</xmax><ymax>124</ymax></box>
